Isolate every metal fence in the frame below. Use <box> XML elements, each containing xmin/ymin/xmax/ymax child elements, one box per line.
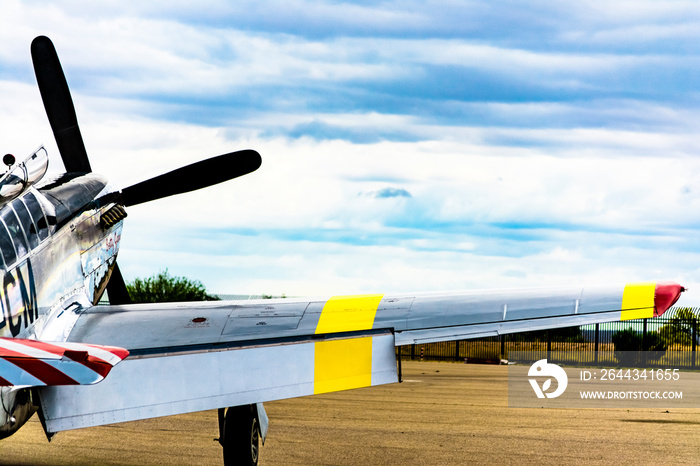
<box><xmin>397</xmin><ymin>307</ymin><xmax>700</xmax><ymax>368</ymax></box>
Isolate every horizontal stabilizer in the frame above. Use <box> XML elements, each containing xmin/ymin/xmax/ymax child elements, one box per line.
<box><xmin>0</xmin><ymin>338</ymin><xmax>128</xmax><ymax>388</ymax></box>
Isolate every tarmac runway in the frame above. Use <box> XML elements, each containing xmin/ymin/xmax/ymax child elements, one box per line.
<box><xmin>1</xmin><ymin>361</ymin><xmax>700</xmax><ymax>465</ymax></box>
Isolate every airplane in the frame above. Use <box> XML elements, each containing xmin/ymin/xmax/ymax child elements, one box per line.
<box><xmin>0</xmin><ymin>35</ymin><xmax>685</xmax><ymax>466</ymax></box>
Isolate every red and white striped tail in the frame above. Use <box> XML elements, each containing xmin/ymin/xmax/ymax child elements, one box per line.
<box><xmin>0</xmin><ymin>337</ymin><xmax>129</xmax><ymax>388</ymax></box>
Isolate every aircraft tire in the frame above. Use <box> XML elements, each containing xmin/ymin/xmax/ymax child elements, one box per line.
<box><xmin>222</xmin><ymin>405</ymin><xmax>259</xmax><ymax>466</ymax></box>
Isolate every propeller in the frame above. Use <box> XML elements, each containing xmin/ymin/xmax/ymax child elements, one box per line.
<box><xmin>106</xmin><ymin>263</ymin><xmax>132</xmax><ymax>305</ymax></box>
<box><xmin>31</xmin><ymin>36</ymin><xmax>92</xmax><ymax>173</ymax></box>
<box><xmin>30</xmin><ymin>36</ymin><xmax>262</xmax><ymax>305</ymax></box>
<box><xmin>120</xmin><ymin>149</ymin><xmax>261</xmax><ymax>207</ymax></box>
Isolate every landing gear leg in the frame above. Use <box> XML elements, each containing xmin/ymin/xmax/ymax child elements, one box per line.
<box><xmin>220</xmin><ymin>405</ymin><xmax>259</xmax><ymax>466</ymax></box>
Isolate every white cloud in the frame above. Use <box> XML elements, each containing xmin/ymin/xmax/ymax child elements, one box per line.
<box><xmin>1</xmin><ymin>1</ymin><xmax>699</xmax><ymax>309</ymax></box>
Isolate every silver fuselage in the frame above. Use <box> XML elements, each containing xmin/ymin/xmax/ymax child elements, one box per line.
<box><xmin>0</xmin><ymin>167</ymin><xmax>124</xmax><ymax>437</ymax></box>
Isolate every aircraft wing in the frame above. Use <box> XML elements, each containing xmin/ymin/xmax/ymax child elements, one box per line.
<box><xmin>36</xmin><ymin>281</ymin><xmax>683</xmax><ymax>434</ymax></box>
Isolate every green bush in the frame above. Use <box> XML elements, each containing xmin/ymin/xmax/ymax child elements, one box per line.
<box><xmin>611</xmin><ymin>328</ymin><xmax>667</xmax><ymax>366</ymax></box>
<box><xmin>515</xmin><ymin>326</ymin><xmax>585</xmax><ymax>343</ymax></box>
<box><xmin>126</xmin><ymin>269</ymin><xmax>219</xmax><ymax>303</ymax></box>
<box><xmin>658</xmin><ymin>307</ymin><xmax>698</xmax><ymax>346</ymax></box>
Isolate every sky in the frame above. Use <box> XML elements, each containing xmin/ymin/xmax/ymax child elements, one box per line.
<box><xmin>0</xmin><ymin>1</ymin><xmax>699</xmax><ymax>303</ymax></box>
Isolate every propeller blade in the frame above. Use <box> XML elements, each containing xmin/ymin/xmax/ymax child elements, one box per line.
<box><xmin>31</xmin><ymin>36</ymin><xmax>92</xmax><ymax>173</ymax></box>
<box><xmin>120</xmin><ymin>149</ymin><xmax>262</xmax><ymax>207</ymax></box>
<box><xmin>106</xmin><ymin>262</ymin><xmax>131</xmax><ymax>305</ymax></box>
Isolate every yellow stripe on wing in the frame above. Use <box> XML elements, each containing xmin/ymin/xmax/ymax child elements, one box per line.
<box><xmin>621</xmin><ymin>282</ymin><xmax>655</xmax><ymax>320</ymax></box>
<box><xmin>313</xmin><ymin>294</ymin><xmax>384</xmax><ymax>394</ymax></box>
<box><xmin>314</xmin><ymin>337</ymin><xmax>373</xmax><ymax>394</ymax></box>
<box><xmin>315</xmin><ymin>294</ymin><xmax>384</xmax><ymax>334</ymax></box>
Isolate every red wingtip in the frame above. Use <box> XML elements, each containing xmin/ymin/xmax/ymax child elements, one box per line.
<box><xmin>654</xmin><ymin>282</ymin><xmax>686</xmax><ymax>317</ymax></box>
